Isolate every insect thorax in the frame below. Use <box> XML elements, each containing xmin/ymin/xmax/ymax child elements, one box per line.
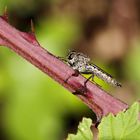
<box><xmin>66</xmin><ymin>51</ymin><xmax>90</xmax><ymax>72</ymax></box>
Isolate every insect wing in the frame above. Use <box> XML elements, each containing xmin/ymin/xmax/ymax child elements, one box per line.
<box><xmin>90</xmin><ymin>63</ymin><xmax>113</xmax><ymax>78</ymax></box>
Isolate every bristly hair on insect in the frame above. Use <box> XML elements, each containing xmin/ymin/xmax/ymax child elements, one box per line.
<box><xmin>65</xmin><ymin>51</ymin><xmax>122</xmax><ymax>87</ymax></box>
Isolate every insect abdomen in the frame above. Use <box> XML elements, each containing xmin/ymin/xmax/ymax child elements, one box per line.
<box><xmin>92</xmin><ymin>65</ymin><xmax>121</xmax><ymax>87</ymax></box>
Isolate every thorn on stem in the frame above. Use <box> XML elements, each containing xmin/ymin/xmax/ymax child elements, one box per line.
<box><xmin>30</xmin><ymin>19</ymin><xmax>35</xmax><ymax>33</ymax></box>
<box><xmin>2</xmin><ymin>6</ymin><xmax>8</xmax><ymax>21</ymax></box>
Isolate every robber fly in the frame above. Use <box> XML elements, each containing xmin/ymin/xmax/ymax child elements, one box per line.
<box><xmin>66</xmin><ymin>51</ymin><xmax>121</xmax><ymax>87</ymax></box>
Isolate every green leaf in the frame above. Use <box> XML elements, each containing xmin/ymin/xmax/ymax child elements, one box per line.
<box><xmin>98</xmin><ymin>102</ymin><xmax>140</xmax><ymax>140</ymax></box>
<box><xmin>67</xmin><ymin>117</ymin><xmax>94</xmax><ymax>140</ymax></box>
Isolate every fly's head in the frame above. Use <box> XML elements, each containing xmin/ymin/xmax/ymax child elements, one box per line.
<box><xmin>67</xmin><ymin>51</ymin><xmax>78</xmax><ymax>66</ymax></box>
<box><xmin>67</xmin><ymin>51</ymin><xmax>90</xmax><ymax>66</ymax></box>
<box><xmin>66</xmin><ymin>51</ymin><xmax>90</xmax><ymax>73</ymax></box>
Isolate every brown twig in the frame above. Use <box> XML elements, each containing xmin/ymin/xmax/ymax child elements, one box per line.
<box><xmin>0</xmin><ymin>15</ymin><xmax>128</xmax><ymax>120</ymax></box>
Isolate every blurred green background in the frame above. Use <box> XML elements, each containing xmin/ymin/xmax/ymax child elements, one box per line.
<box><xmin>0</xmin><ymin>0</ymin><xmax>140</xmax><ymax>140</ymax></box>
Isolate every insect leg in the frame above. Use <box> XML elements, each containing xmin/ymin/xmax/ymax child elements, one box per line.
<box><xmin>84</xmin><ymin>73</ymin><xmax>102</xmax><ymax>88</ymax></box>
<box><xmin>84</xmin><ymin>74</ymin><xmax>94</xmax><ymax>88</ymax></box>
<box><xmin>71</xmin><ymin>74</ymin><xmax>94</xmax><ymax>95</ymax></box>
<box><xmin>65</xmin><ymin>70</ymin><xmax>79</xmax><ymax>83</ymax></box>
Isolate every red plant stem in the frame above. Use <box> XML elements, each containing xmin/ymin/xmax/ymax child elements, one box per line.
<box><xmin>0</xmin><ymin>17</ymin><xmax>128</xmax><ymax>119</ymax></box>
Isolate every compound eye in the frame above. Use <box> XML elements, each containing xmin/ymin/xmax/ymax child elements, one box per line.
<box><xmin>68</xmin><ymin>52</ymin><xmax>75</xmax><ymax>60</ymax></box>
